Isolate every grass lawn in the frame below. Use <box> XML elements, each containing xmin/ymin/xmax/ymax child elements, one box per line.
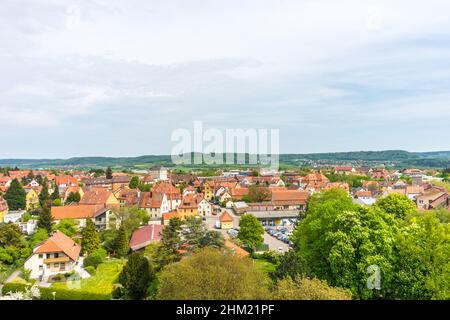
<box><xmin>253</xmin><ymin>258</ymin><xmax>277</xmax><ymax>274</ymax></box>
<box><xmin>51</xmin><ymin>259</ymin><xmax>126</xmax><ymax>295</ymax></box>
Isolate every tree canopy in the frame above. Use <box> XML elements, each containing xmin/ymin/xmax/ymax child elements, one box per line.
<box><xmin>4</xmin><ymin>178</ymin><xmax>26</xmax><ymax>211</ymax></box>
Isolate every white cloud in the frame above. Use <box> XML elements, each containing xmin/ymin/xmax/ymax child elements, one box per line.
<box><xmin>1</xmin><ymin>0</ymin><xmax>450</xmax><ymax>157</ymax></box>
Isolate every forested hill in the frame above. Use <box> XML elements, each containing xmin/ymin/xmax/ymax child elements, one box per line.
<box><xmin>0</xmin><ymin>150</ymin><xmax>449</xmax><ymax>169</ymax></box>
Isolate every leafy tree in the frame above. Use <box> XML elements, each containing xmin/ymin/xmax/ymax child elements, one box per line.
<box><xmin>273</xmin><ymin>250</ymin><xmax>310</xmax><ymax>280</ymax></box>
<box><xmin>52</xmin><ymin>219</ymin><xmax>77</xmax><ymax>237</ymax></box>
<box><xmin>272</xmin><ymin>277</ymin><xmax>352</xmax><ymax>300</ymax></box>
<box><xmin>0</xmin><ymin>223</ymin><xmax>26</xmax><ymax>248</ymax></box>
<box><xmin>156</xmin><ymin>217</ymin><xmax>182</xmax><ymax>268</ymax></box>
<box><xmin>375</xmin><ymin>193</ymin><xmax>417</xmax><ymax>219</ymax></box>
<box><xmin>247</xmin><ymin>186</ymin><xmax>270</xmax><ymax>202</ymax></box>
<box><xmin>106</xmin><ymin>167</ymin><xmax>113</xmax><ymax>179</ymax></box>
<box><xmin>118</xmin><ymin>252</ymin><xmax>153</xmax><ymax>300</ymax></box>
<box><xmin>238</xmin><ymin>214</ymin><xmax>264</xmax><ymax>248</ymax></box>
<box><xmin>138</xmin><ymin>184</ymin><xmax>151</xmax><ymax>192</ymax></box>
<box><xmin>51</xmin><ymin>184</ymin><xmax>60</xmax><ymax>201</ymax></box>
<box><xmin>100</xmin><ymin>229</ymin><xmax>120</xmax><ymax>254</ymax></box>
<box><xmin>391</xmin><ymin>211</ymin><xmax>450</xmax><ymax>300</ymax></box>
<box><xmin>66</xmin><ymin>191</ymin><xmax>81</xmax><ymax>204</ymax></box>
<box><xmin>114</xmin><ymin>225</ymin><xmax>129</xmax><ymax>258</ymax></box>
<box><xmin>37</xmin><ymin>205</ymin><xmax>54</xmax><ymax>235</ymax></box>
<box><xmin>38</xmin><ymin>177</ymin><xmax>50</xmax><ymax>206</ymax></box>
<box><xmin>29</xmin><ymin>228</ymin><xmax>49</xmax><ymax>248</ymax></box>
<box><xmin>83</xmin><ymin>248</ymin><xmax>107</xmax><ymax>269</ymax></box>
<box><xmin>52</xmin><ymin>199</ymin><xmax>62</xmax><ymax>206</ymax></box>
<box><xmin>114</xmin><ymin>206</ymin><xmax>149</xmax><ymax>234</ymax></box>
<box><xmin>184</xmin><ymin>217</ymin><xmax>224</xmax><ymax>250</ymax></box>
<box><xmin>291</xmin><ymin>188</ymin><xmax>398</xmax><ymax>299</ymax></box>
<box><xmin>4</xmin><ymin>178</ymin><xmax>26</xmax><ymax>210</ymax></box>
<box><xmin>156</xmin><ymin>248</ymin><xmax>270</xmax><ymax>300</ymax></box>
<box><xmin>81</xmin><ymin>219</ymin><xmax>100</xmax><ymax>255</ymax></box>
<box><xmin>129</xmin><ymin>176</ymin><xmax>139</xmax><ymax>189</ymax></box>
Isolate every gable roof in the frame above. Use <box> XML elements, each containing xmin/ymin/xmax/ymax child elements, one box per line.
<box><xmin>271</xmin><ymin>190</ymin><xmax>309</xmax><ymax>205</ymax></box>
<box><xmin>220</xmin><ymin>211</ymin><xmax>233</xmax><ymax>222</ymax></box>
<box><xmin>129</xmin><ymin>224</ymin><xmax>164</xmax><ymax>251</ymax></box>
<box><xmin>80</xmin><ymin>188</ymin><xmax>116</xmax><ymax>205</ymax></box>
<box><xmin>51</xmin><ymin>204</ymin><xmax>108</xmax><ymax>220</ymax></box>
<box><xmin>224</xmin><ymin>240</ymin><xmax>249</xmax><ymax>257</ymax></box>
<box><xmin>35</xmin><ymin>231</ymin><xmax>81</xmax><ymax>261</ymax></box>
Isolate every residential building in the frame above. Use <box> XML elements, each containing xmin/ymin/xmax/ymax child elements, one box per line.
<box><xmin>51</xmin><ymin>204</ymin><xmax>115</xmax><ymax>230</ymax></box>
<box><xmin>219</xmin><ymin>211</ymin><xmax>233</xmax><ymax>229</ymax></box>
<box><xmin>79</xmin><ymin>187</ymin><xmax>120</xmax><ymax>207</ymax></box>
<box><xmin>26</xmin><ymin>188</ymin><xmax>40</xmax><ymax>211</ymax></box>
<box><xmin>24</xmin><ymin>231</ymin><xmax>81</xmax><ymax>280</ymax></box>
<box><xmin>0</xmin><ymin>197</ymin><xmax>8</xmax><ymax>222</ymax></box>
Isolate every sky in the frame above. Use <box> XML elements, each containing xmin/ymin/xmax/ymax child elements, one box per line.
<box><xmin>1</xmin><ymin>0</ymin><xmax>450</xmax><ymax>158</ymax></box>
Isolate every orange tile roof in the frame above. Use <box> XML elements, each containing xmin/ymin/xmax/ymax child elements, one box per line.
<box><xmin>80</xmin><ymin>187</ymin><xmax>115</xmax><ymax>205</ymax></box>
<box><xmin>271</xmin><ymin>190</ymin><xmax>309</xmax><ymax>205</ymax></box>
<box><xmin>220</xmin><ymin>211</ymin><xmax>233</xmax><ymax>222</ymax></box>
<box><xmin>224</xmin><ymin>240</ymin><xmax>249</xmax><ymax>257</ymax></box>
<box><xmin>51</xmin><ymin>204</ymin><xmax>106</xmax><ymax>220</ymax></box>
<box><xmin>35</xmin><ymin>231</ymin><xmax>81</xmax><ymax>261</ymax></box>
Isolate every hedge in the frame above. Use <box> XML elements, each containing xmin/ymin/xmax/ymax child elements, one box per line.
<box><xmin>1</xmin><ymin>282</ymin><xmax>111</xmax><ymax>300</ymax></box>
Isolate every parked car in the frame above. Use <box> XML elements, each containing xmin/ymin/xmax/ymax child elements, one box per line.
<box><xmin>214</xmin><ymin>221</ymin><xmax>221</xmax><ymax>229</ymax></box>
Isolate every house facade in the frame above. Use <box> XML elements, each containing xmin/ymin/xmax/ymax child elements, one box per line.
<box><xmin>24</xmin><ymin>231</ymin><xmax>81</xmax><ymax>280</ymax></box>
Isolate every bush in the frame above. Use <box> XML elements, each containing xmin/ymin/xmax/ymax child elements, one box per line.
<box><xmin>83</xmin><ymin>248</ymin><xmax>107</xmax><ymax>269</ymax></box>
<box><xmin>2</xmin><ymin>282</ymin><xmax>111</xmax><ymax>300</ymax></box>
<box><xmin>84</xmin><ymin>266</ymin><xmax>96</xmax><ymax>276</ymax></box>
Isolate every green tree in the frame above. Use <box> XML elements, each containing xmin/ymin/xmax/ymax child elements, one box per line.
<box><xmin>238</xmin><ymin>214</ymin><xmax>264</xmax><ymax>249</ymax></box>
<box><xmin>291</xmin><ymin>188</ymin><xmax>398</xmax><ymax>299</ymax></box>
<box><xmin>29</xmin><ymin>228</ymin><xmax>49</xmax><ymax>248</ymax></box>
<box><xmin>53</xmin><ymin>219</ymin><xmax>77</xmax><ymax>237</ymax></box>
<box><xmin>51</xmin><ymin>184</ymin><xmax>60</xmax><ymax>201</ymax></box>
<box><xmin>119</xmin><ymin>252</ymin><xmax>153</xmax><ymax>300</ymax></box>
<box><xmin>81</xmin><ymin>219</ymin><xmax>100</xmax><ymax>255</ymax></box>
<box><xmin>156</xmin><ymin>217</ymin><xmax>182</xmax><ymax>268</ymax></box>
<box><xmin>272</xmin><ymin>277</ymin><xmax>352</xmax><ymax>300</ymax></box>
<box><xmin>115</xmin><ymin>225</ymin><xmax>129</xmax><ymax>258</ymax></box>
<box><xmin>129</xmin><ymin>176</ymin><xmax>139</xmax><ymax>189</ymax></box>
<box><xmin>106</xmin><ymin>167</ymin><xmax>113</xmax><ymax>179</ymax></box>
<box><xmin>38</xmin><ymin>177</ymin><xmax>50</xmax><ymax>206</ymax></box>
<box><xmin>247</xmin><ymin>186</ymin><xmax>270</xmax><ymax>202</ymax></box>
<box><xmin>156</xmin><ymin>248</ymin><xmax>270</xmax><ymax>300</ymax></box>
<box><xmin>184</xmin><ymin>217</ymin><xmax>224</xmax><ymax>250</ymax></box>
<box><xmin>114</xmin><ymin>206</ymin><xmax>149</xmax><ymax>234</ymax></box>
<box><xmin>375</xmin><ymin>193</ymin><xmax>417</xmax><ymax>219</ymax></box>
<box><xmin>273</xmin><ymin>250</ymin><xmax>310</xmax><ymax>280</ymax></box>
<box><xmin>66</xmin><ymin>191</ymin><xmax>81</xmax><ymax>204</ymax></box>
<box><xmin>391</xmin><ymin>211</ymin><xmax>450</xmax><ymax>300</ymax></box>
<box><xmin>4</xmin><ymin>178</ymin><xmax>26</xmax><ymax>210</ymax></box>
<box><xmin>0</xmin><ymin>223</ymin><xmax>26</xmax><ymax>248</ymax></box>
<box><xmin>37</xmin><ymin>205</ymin><xmax>54</xmax><ymax>235</ymax></box>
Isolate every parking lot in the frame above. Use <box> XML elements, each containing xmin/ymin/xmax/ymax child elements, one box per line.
<box><xmin>203</xmin><ymin>209</ymin><xmax>293</xmax><ymax>252</ymax></box>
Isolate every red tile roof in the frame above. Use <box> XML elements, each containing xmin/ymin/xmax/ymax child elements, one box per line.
<box><xmin>51</xmin><ymin>204</ymin><xmax>107</xmax><ymax>220</ymax></box>
<box><xmin>129</xmin><ymin>224</ymin><xmax>164</xmax><ymax>251</ymax></box>
<box><xmin>220</xmin><ymin>211</ymin><xmax>233</xmax><ymax>222</ymax></box>
<box><xmin>271</xmin><ymin>190</ymin><xmax>309</xmax><ymax>205</ymax></box>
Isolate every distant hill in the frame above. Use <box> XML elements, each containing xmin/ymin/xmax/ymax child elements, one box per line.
<box><xmin>0</xmin><ymin>150</ymin><xmax>448</xmax><ymax>169</ymax></box>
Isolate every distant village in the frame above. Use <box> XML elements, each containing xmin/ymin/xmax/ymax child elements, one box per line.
<box><xmin>0</xmin><ymin>163</ymin><xmax>448</xmax><ymax>299</ymax></box>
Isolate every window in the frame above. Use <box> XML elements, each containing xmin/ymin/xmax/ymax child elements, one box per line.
<box><xmin>38</xmin><ymin>254</ymin><xmax>43</xmax><ymax>259</ymax></box>
<box><xmin>60</xmin><ymin>263</ymin><xmax>65</xmax><ymax>271</ymax></box>
<box><xmin>54</xmin><ymin>253</ymin><xmax>59</xmax><ymax>258</ymax></box>
<box><xmin>47</xmin><ymin>264</ymin><xmax>50</xmax><ymax>268</ymax></box>
<box><xmin>54</xmin><ymin>263</ymin><xmax>59</xmax><ymax>268</ymax></box>
<box><xmin>39</xmin><ymin>265</ymin><xmax>43</xmax><ymax>270</ymax></box>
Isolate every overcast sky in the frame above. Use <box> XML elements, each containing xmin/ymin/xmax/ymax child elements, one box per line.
<box><xmin>1</xmin><ymin>0</ymin><xmax>450</xmax><ymax>158</ymax></box>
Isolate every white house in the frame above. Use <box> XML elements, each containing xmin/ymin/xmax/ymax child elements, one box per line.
<box><xmin>198</xmin><ymin>199</ymin><xmax>213</xmax><ymax>216</ymax></box>
<box><xmin>24</xmin><ymin>231</ymin><xmax>81</xmax><ymax>280</ymax></box>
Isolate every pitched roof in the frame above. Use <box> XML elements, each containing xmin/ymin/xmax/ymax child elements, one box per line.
<box><xmin>35</xmin><ymin>231</ymin><xmax>81</xmax><ymax>261</ymax></box>
<box><xmin>80</xmin><ymin>188</ymin><xmax>116</xmax><ymax>205</ymax></box>
<box><xmin>129</xmin><ymin>224</ymin><xmax>164</xmax><ymax>251</ymax></box>
<box><xmin>224</xmin><ymin>240</ymin><xmax>249</xmax><ymax>257</ymax></box>
<box><xmin>220</xmin><ymin>211</ymin><xmax>233</xmax><ymax>222</ymax></box>
<box><xmin>51</xmin><ymin>204</ymin><xmax>107</xmax><ymax>220</ymax></box>
<box><xmin>271</xmin><ymin>190</ymin><xmax>309</xmax><ymax>205</ymax></box>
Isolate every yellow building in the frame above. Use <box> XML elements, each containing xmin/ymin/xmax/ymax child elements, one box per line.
<box><xmin>176</xmin><ymin>194</ymin><xmax>200</xmax><ymax>219</ymax></box>
<box><xmin>220</xmin><ymin>211</ymin><xmax>234</xmax><ymax>229</ymax></box>
<box><xmin>26</xmin><ymin>189</ymin><xmax>40</xmax><ymax>211</ymax></box>
<box><xmin>203</xmin><ymin>181</ymin><xmax>214</xmax><ymax>201</ymax></box>
<box><xmin>0</xmin><ymin>198</ymin><xmax>8</xmax><ymax>222</ymax></box>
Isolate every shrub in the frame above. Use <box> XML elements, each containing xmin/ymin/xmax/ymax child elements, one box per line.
<box><xmin>2</xmin><ymin>282</ymin><xmax>111</xmax><ymax>300</ymax></box>
<box><xmin>84</xmin><ymin>266</ymin><xmax>96</xmax><ymax>275</ymax></box>
<box><xmin>83</xmin><ymin>248</ymin><xmax>107</xmax><ymax>269</ymax></box>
